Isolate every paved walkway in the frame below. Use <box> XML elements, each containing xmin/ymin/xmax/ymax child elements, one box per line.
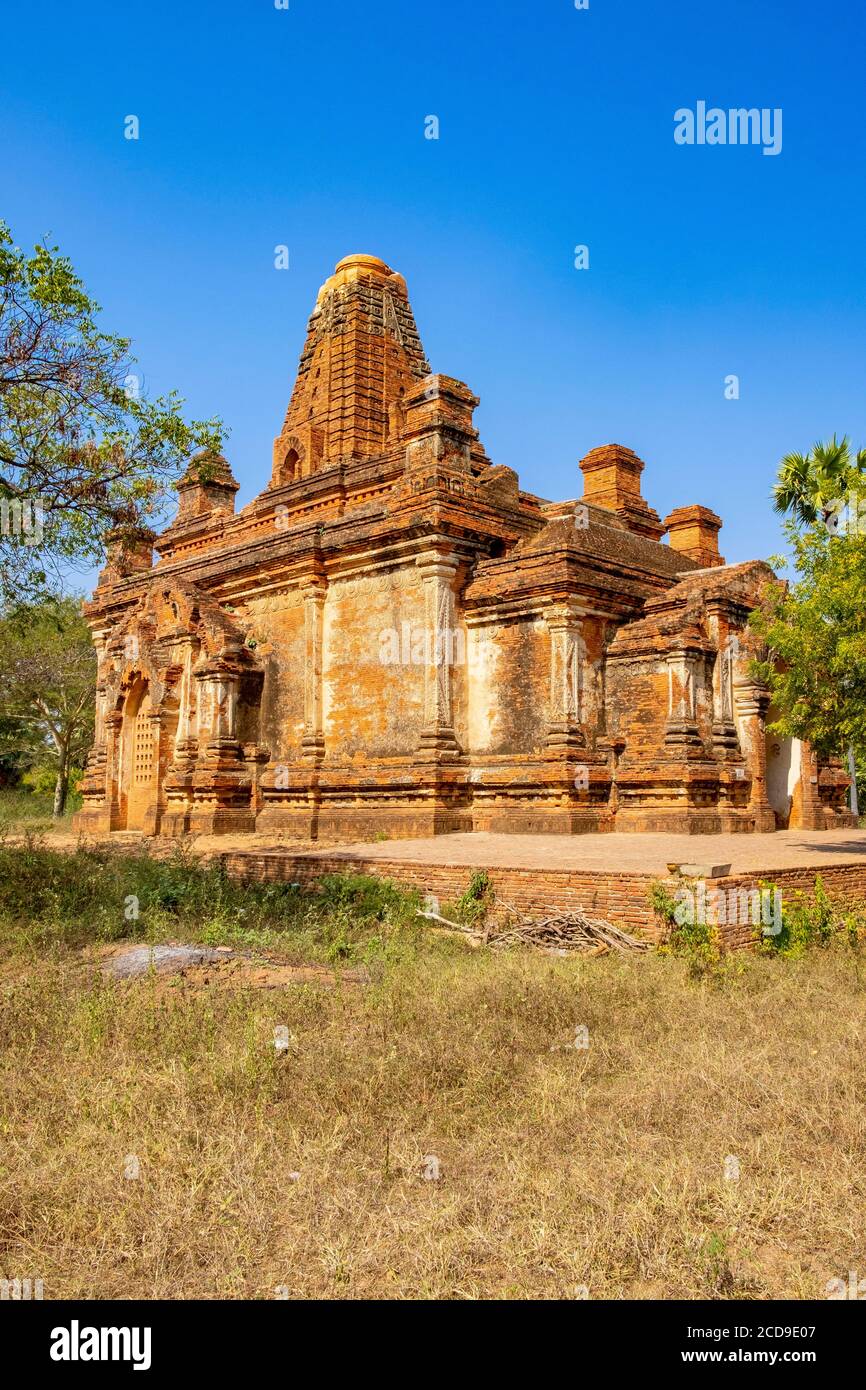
<box><xmin>222</xmin><ymin>828</ymin><xmax>866</xmax><ymax>877</ymax></box>
<box><xmin>36</xmin><ymin>826</ymin><xmax>866</xmax><ymax>878</ymax></box>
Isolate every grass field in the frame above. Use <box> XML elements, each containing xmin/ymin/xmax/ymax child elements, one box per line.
<box><xmin>1</xmin><ymin>838</ymin><xmax>865</xmax><ymax>1301</ymax></box>
<box><xmin>0</xmin><ymin>787</ymin><xmax>80</xmax><ymax>835</ymax></box>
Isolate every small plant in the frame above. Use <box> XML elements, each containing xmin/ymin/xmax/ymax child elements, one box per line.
<box><xmin>648</xmin><ymin>880</ymin><xmax>679</xmax><ymax>933</ymax></box>
<box><xmin>316</xmin><ymin>872</ymin><xmax>419</xmax><ymax>925</ymax></box>
<box><xmin>455</xmin><ymin>870</ymin><xmax>491</xmax><ymax>927</ymax></box>
<box><xmin>672</xmin><ymin>914</ymin><xmax>723</xmax><ymax>979</ymax></box>
<box><xmin>758</xmin><ymin>875</ymin><xmax>862</xmax><ymax>958</ymax></box>
<box><xmin>325</xmin><ymin>927</ymin><xmax>353</xmax><ymax>963</ymax></box>
<box><xmin>701</xmin><ymin>1231</ymin><xmax>735</xmax><ymax>1296</ymax></box>
<box><xmin>649</xmin><ymin>878</ymin><xmax>722</xmax><ymax>978</ymax></box>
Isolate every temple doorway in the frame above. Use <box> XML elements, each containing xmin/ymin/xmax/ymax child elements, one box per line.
<box><xmin>122</xmin><ymin>680</ymin><xmax>159</xmax><ymax>830</ymax></box>
<box><xmin>766</xmin><ymin>717</ymin><xmax>802</xmax><ymax>830</ymax></box>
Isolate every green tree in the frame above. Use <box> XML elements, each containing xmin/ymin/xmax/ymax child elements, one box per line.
<box><xmin>772</xmin><ymin>435</ymin><xmax>866</xmax><ymax>529</ymax></box>
<box><xmin>756</xmin><ymin>436</ymin><xmax>866</xmax><ymax>816</ymax></box>
<box><xmin>0</xmin><ymin>595</ymin><xmax>96</xmax><ymax>817</ymax></box>
<box><xmin>0</xmin><ymin>219</ymin><xmax>224</xmax><ymax>599</ymax></box>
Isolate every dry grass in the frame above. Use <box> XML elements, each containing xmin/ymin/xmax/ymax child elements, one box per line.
<box><xmin>1</xmin><ymin>846</ymin><xmax>865</xmax><ymax>1300</ymax></box>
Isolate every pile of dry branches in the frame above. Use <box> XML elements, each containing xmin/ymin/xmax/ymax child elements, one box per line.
<box><xmin>417</xmin><ymin>896</ymin><xmax>650</xmax><ymax>955</ymax></box>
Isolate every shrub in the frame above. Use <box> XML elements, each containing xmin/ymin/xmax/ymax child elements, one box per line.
<box><xmin>758</xmin><ymin>876</ymin><xmax>865</xmax><ymax>958</ymax></box>
<box><xmin>455</xmin><ymin>870</ymin><xmax>492</xmax><ymax>926</ymax></box>
<box><xmin>316</xmin><ymin>872</ymin><xmax>420</xmax><ymax>925</ymax></box>
<box><xmin>649</xmin><ymin>877</ymin><xmax>723</xmax><ymax>979</ymax></box>
<box><xmin>0</xmin><ymin>844</ymin><xmax>424</xmax><ymax>962</ymax></box>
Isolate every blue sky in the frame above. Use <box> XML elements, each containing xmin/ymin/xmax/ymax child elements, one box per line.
<box><xmin>3</xmin><ymin>0</ymin><xmax>865</xmax><ymax>581</ymax></box>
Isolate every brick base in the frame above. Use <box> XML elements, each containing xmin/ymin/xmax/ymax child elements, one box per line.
<box><xmin>220</xmin><ymin>849</ymin><xmax>866</xmax><ymax>947</ymax></box>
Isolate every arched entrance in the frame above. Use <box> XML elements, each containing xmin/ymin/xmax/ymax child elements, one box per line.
<box><xmin>76</xmin><ymin>579</ymin><xmax>265</xmax><ymax>837</ymax></box>
<box><xmin>121</xmin><ymin>679</ymin><xmax>159</xmax><ymax>830</ymax></box>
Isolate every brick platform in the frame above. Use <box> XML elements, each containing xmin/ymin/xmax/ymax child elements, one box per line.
<box><xmin>220</xmin><ymin>829</ymin><xmax>866</xmax><ymax>945</ymax></box>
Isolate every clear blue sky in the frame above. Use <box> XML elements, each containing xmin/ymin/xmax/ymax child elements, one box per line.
<box><xmin>3</xmin><ymin>0</ymin><xmax>865</xmax><ymax>577</ymax></box>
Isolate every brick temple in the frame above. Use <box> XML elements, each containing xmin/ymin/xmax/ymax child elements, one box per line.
<box><xmin>74</xmin><ymin>254</ymin><xmax>853</xmax><ymax>840</ymax></box>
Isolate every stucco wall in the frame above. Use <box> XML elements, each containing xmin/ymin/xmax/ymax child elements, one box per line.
<box><xmin>323</xmin><ymin>571</ymin><xmax>426</xmax><ymax>759</ymax></box>
<box><xmin>246</xmin><ymin>593</ymin><xmax>306</xmax><ymax>762</ymax></box>
<box><xmin>466</xmin><ymin>616</ymin><xmax>548</xmax><ymax>756</ymax></box>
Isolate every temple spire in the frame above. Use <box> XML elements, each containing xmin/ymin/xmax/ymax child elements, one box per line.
<box><xmin>271</xmin><ymin>254</ymin><xmax>430</xmax><ymax>485</ymax></box>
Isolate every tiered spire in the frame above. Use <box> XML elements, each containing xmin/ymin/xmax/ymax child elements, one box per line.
<box><xmin>271</xmin><ymin>254</ymin><xmax>430</xmax><ymax>484</ymax></box>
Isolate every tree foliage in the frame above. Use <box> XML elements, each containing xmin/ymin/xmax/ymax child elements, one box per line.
<box><xmin>772</xmin><ymin>435</ymin><xmax>866</xmax><ymax>529</ymax></box>
<box><xmin>753</xmin><ymin>437</ymin><xmax>866</xmax><ymax>769</ymax></box>
<box><xmin>0</xmin><ymin>219</ymin><xmax>223</xmax><ymax>598</ymax></box>
<box><xmin>0</xmin><ymin>595</ymin><xmax>96</xmax><ymax>816</ymax></box>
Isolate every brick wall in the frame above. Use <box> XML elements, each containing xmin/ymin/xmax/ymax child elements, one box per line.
<box><xmin>220</xmin><ymin>850</ymin><xmax>866</xmax><ymax>948</ymax></box>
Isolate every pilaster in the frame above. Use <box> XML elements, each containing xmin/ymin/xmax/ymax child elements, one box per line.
<box><xmin>416</xmin><ymin>552</ymin><xmax>461</xmax><ymax>757</ymax></box>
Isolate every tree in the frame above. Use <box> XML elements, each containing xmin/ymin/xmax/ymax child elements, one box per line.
<box><xmin>752</xmin><ymin>524</ymin><xmax>866</xmax><ymax>748</ymax></box>
<box><xmin>772</xmin><ymin>435</ymin><xmax>866</xmax><ymax>530</ymax></box>
<box><xmin>755</xmin><ymin>436</ymin><xmax>866</xmax><ymax>817</ymax></box>
<box><xmin>0</xmin><ymin>219</ymin><xmax>224</xmax><ymax>599</ymax></box>
<box><xmin>0</xmin><ymin>595</ymin><xmax>96</xmax><ymax>817</ymax></box>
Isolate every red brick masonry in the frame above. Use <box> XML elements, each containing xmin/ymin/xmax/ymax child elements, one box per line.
<box><xmin>221</xmin><ymin>849</ymin><xmax>866</xmax><ymax>947</ymax></box>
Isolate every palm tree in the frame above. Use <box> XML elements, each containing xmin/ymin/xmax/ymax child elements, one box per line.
<box><xmin>773</xmin><ymin>436</ymin><xmax>866</xmax><ymax>816</ymax></box>
<box><xmin>773</xmin><ymin>435</ymin><xmax>866</xmax><ymax>530</ymax></box>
